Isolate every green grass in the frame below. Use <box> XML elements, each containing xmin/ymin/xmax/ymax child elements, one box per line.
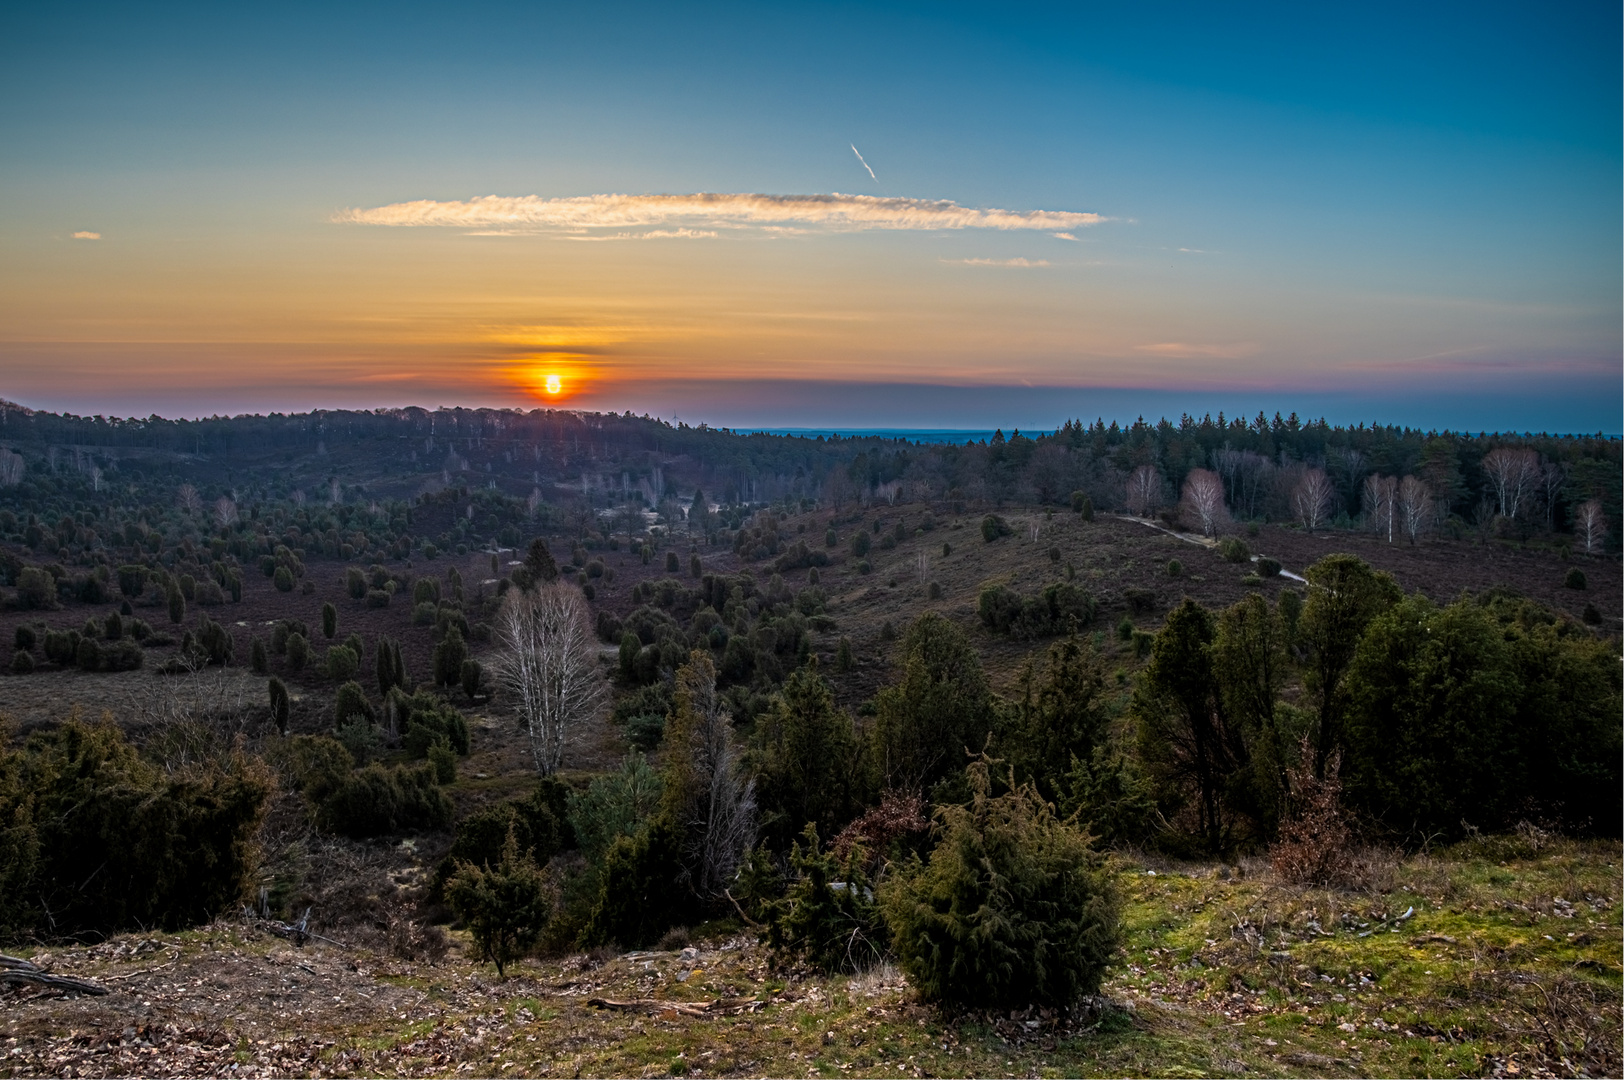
<box><xmin>6</xmin><ymin>838</ymin><xmax>1617</xmax><ymax>1078</ymax></box>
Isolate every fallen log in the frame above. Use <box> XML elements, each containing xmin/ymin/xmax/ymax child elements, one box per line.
<box><xmin>586</xmin><ymin>996</ymin><xmax>765</xmax><ymax>1017</ymax></box>
<box><xmin>1</xmin><ymin>970</ymin><xmax>110</xmax><ymax>996</ymax></box>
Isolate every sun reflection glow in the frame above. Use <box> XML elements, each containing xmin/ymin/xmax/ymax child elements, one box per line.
<box><xmin>545</xmin><ymin>372</ymin><xmax>562</xmax><ymax>395</ymax></box>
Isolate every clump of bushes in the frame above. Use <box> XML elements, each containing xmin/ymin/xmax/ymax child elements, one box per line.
<box><xmin>317</xmin><ymin>762</ymin><xmax>452</xmax><ymax>838</ymax></box>
<box><xmin>0</xmin><ymin>721</ymin><xmax>271</xmax><ymax>939</ymax></box>
<box><xmin>980</xmin><ymin>514</ymin><xmax>1012</xmax><ymax>542</ymax></box>
<box><xmin>977</xmin><ymin>581</ymin><xmax>1096</xmax><ymax>638</ymax></box>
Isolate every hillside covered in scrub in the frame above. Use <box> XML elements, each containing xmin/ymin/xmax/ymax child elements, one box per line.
<box><xmin>0</xmin><ymin>402</ymin><xmax>1619</xmax><ymax>1078</ymax></box>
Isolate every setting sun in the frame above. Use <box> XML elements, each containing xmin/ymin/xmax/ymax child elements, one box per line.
<box><xmin>545</xmin><ymin>373</ymin><xmax>562</xmax><ymax>395</ymax></box>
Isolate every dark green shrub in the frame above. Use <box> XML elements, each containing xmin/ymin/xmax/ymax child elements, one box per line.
<box><xmin>433</xmin><ymin>626</ymin><xmax>467</xmax><ymax>687</ymax></box>
<box><xmin>1217</xmin><ymin>537</ymin><xmax>1250</xmax><ymax>563</ymax></box>
<box><xmin>268</xmin><ymin>677</ymin><xmax>290</xmax><ymax>734</ymax></box>
<box><xmin>324</xmin><ymin>644</ymin><xmax>359</xmax><ymax>681</ymax></box>
<box><xmin>978</xmin><ymin>582</ymin><xmax>1096</xmax><ymax>638</ymax></box>
<box><xmin>118</xmin><ymin>564</ymin><xmax>147</xmax><ymax>598</ymax></box>
<box><xmin>75</xmin><ymin>636</ymin><xmax>102</xmax><ymax>671</ymax></box>
<box><xmin>16</xmin><ymin>567</ymin><xmax>56</xmax><ymax>610</ymax></box>
<box><xmin>0</xmin><ymin>721</ymin><xmax>271</xmax><ymax>940</ymax></box>
<box><xmin>835</xmin><ymin>636</ymin><xmax>854</xmax><ymax>673</ymax></box>
<box><xmin>980</xmin><ymin>514</ymin><xmax>1012</xmax><ymax>542</ymax></box>
<box><xmin>851</xmin><ymin>531</ymin><xmax>871</xmax><ymax>557</ymax></box>
<box><xmin>1256</xmin><ymin>557</ymin><xmax>1282</xmax><ymax>578</ymax></box>
<box><xmin>568</xmin><ymin>753</ymin><xmax>662</xmax><ymax>863</ymax></box>
<box><xmin>460</xmin><ymin>658</ymin><xmax>482</xmax><ymax>699</ymax></box>
<box><xmin>13</xmin><ymin>625</ymin><xmax>35</xmax><ymax>652</ymax></box>
<box><xmin>766</xmin><ymin>825</ymin><xmax>885</xmax><ymax>973</ymax></box>
<box><xmin>880</xmin><ymin>761</ymin><xmax>1120</xmax><ymax>1007</ymax></box>
<box><xmin>927</xmin><ymin>580</ymin><xmax>942</xmax><ymax>600</ymax></box>
<box><xmin>286</xmin><ymin>632</ymin><xmax>309</xmax><ymax>671</ymax></box>
<box><xmin>346</xmin><ymin>567</ymin><xmax>367</xmax><ymax>600</ymax></box>
<box><xmin>273</xmin><ymin>565</ymin><xmax>294</xmax><ymax>592</ymax></box>
<box><xmin>1167</xmin><ymin>559</ymin><xmax>1182</xmax><ymax>578</ymax></box>
<box><xmin>167</xmin><ymin>586</ymin><xmax>185</xmax><ymax>624</ymax></box>
<box><xmin>366</xmin><ymin>588</ymin><xmax>390</xmax><ymax>608</ymax></box>
<box><xmin>318</xmin><ymin>762</ymin><xmax>452</xmax><ymax>837</ymax></box>
<box><xmin>582</xmin><ymin>820</ymin><xmax>690</xmax><ymax>948</ymax></box>
<box><xmin>1564</xmin><ymin>567</ymin><xmax>1587</xmax><ymax>590</ymax></box>
<box><xmin>11</xmin><ymin>651</ymin><xmax>35</xmax><ymax>674</ymax></box>
<box><xmin>321</xmin><ymin>602</ymin><xmax>337</xmax><ymax>639</ymax></box>
<box><xmin>428</xmin><ymin>743</ymin><xmax>457</xmax><ymax>783</ymax></box>
<box><xmin>99</xmin><ymin>638</ymin><xmax>144</xmax><ymax>672</ymax></box>
<box><xmin>445</xmin><ymin>828</ymin><xmax>550</xmax><ymax>977</ymax></box>
<box><xmin>267</xmin><ymin>734</ymin><xmax>353</xmax><ymax>804</ymax></box>
<box><xmin>397</xmin><ymin>690</ymin><xmax>471</xmax><ymax>756</ymax></box>
<box><xmin>1116</xmin><ymin>616</ymin><xmax>1134</xmax><ymax>642</ymax></box>
<box><xmin>195</xmin><ymin>617</ymin><xmax>234</xmax><ymax>666</ymax></box>
<box><xmin>334</xmin><ymin>681</ymin><xmax>374</xmax><ymax>727</ymax></box>
<box><xmin>104</xmin><ymin>612</ymin><xmax>124</xmax><ymax>641</ymax></box>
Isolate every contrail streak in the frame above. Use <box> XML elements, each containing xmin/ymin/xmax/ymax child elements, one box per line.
<box><xmin>851</xmin><ymin>144</ymin><xmax>877</xmax><ymax>181</ymax></box>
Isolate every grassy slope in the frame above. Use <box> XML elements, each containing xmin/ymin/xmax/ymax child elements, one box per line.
<box><xmin>4</xmin><ymin>840</ymin><xmax>1618</xmax><ymax>1078</ymax></box>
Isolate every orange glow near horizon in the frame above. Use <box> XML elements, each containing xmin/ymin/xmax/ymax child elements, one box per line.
<box><xmin>545</xmin><ymin>372</ymin><xmax>562</xmax><ymax>395</ymax></box>
<box><xmin>514</xmin><ymin>359</ymin><xmax>595</xmax><ymax>403</ymax></box>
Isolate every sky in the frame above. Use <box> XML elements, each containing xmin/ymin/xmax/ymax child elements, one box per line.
<box><xmin>1</xmin><ymin>1</ymin><xmax>1619</xmax><ymax>433</ymax></box>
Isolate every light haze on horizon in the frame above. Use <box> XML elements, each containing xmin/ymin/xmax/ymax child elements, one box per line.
<box><xmin>1</xmin><ymin>1</ymin><xmax>1618</xmax><ymax>433</ymax></box>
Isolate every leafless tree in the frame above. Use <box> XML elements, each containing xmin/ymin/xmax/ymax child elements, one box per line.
<box><xmin>1363</xmin><ymin>474</ymin><xmax>1397</xmax><ymax>543</ymax></box>
<box><xmin>0</xmin><ymin>448</ymin><xmax>23</xmax><ymax>487</ymax></box>
<box><xmin>1211</xmin><ymin>448</ymin><xmax>1274</xmax><ymax>519</ymax></box>
<box><xmin>492</xmin><ymin>582</ymin><xmax>607</xmax><ymax>775</ymax></box>
<box><xmin>822</xmin><ymin>469</ymin><xmax>857</xmax><ymax>511</ymax></box>
<box><xmin>1481</xmin><ymin>447</ymin><xmax>1540</xmax><ymax>520</ymax></box>
<box><xmin>665</xmin><ymin>652</ymin><xmax>756</xmax><ymax>899</ymax></box>
<box><xmin>1396</xmin><ymin>475</ymin><xmax>1433</xmax><ymax>544</ymax></box>
<box><xmin>1539</xmin><ymin>460</ymin><xmax>1567</xmax><ymax>530</ymax></box>
<box><xmin>1126</xmin><ymin>464</ymin><xmax>1162</xmax><ymax>517</ymax></box>
<box><xmin>1327</xmin><ymin>446</ymin><xmax>1367</xmax><ymax>506</ymax></box>
<box><xmin>177</xmin><ymin>483</ymin><xmax>202</xmax><ymax>514</ymax></box>
<box><xmin>1575</xmin><ymin>498</ymin><xmax>1608</xmax><ymax>554</ymax></box>
<box><xmin>214</xmin><ymin>496</ymin><xmax>238</xmax><ymax>528</ymax></box>
<box><xmin>1181</xmin><ymin>468</ymin><xmax>1228</xmax><ymax>537</ymax></box>
<box><xmin>1291</xmin><ymin>468</ymin><xmax>1335</xmax><ymax>531</ymax></box>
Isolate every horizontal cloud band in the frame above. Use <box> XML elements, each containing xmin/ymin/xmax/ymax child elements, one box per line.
<box><xmin>337</xmin><ymin>192</ymin><xmax>1104</xmax><ymax>232</ymax></box>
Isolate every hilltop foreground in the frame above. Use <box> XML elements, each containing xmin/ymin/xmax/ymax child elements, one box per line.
<box><xmin>4</xmin><ymin>836</ymin><xmax>1619</xmax><ymax>1080</ymax></box>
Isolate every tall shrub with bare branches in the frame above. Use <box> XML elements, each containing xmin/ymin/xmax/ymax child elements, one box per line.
<box><xmin>493</xmin><ymin>582</ymin><xmax>606</xmax><ymax>775</ymax></box>
<box><xmin>662</xmin><ymin>651</ymin><xmax>756</xmax><ymax>899</ymax></box>
<box><xmin>1180</xmin><ymin>467</ymin><xmax>1228</xmax><ymax>536</ymax></box>
<box><xmin>1291</xmin><ymin>468</ymin><xmax>1335</xmax><ymax>531</ymax></box>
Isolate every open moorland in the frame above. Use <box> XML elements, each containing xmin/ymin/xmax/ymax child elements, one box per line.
<box><xmin>0</xmin><ymin>405</ymin><xmax>1619</xmax><ymax>1078</ymax></box>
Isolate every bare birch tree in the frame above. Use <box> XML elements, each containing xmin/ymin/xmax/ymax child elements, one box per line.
<box><xmin>1180</xmin><ymin>468</ymin><xmax>1228</xmax><ymax>536</ymax></box>
<box><xmin>1481</xmin><ymin>447</ymin><xmax>1540</xmax><ymax>520</ymax></box>
<box><xmin>1126</xmin><ymin>464</ymin><xmax>1162</xmax><ymax>517</ymax></box>
<box><xmin>1575</xmin><ymin>498</ymin><xmax>1608</xmax><ymax>553</ymax></box>
<box><xmin>1362</xmin><ymin>474</ymin><xmax>1396</xmax><ymax>543</ymax></box>
<box><xmin>1539</xmin><ymin>460</ymin><xmax>1567</xmax><ymax>530</ymax></box>
<box><xmin>1396</xmin><ymin>475</ymin><xmax>1433</xmax><ymax>544</ymax></box>
<box><xmin>662</xmin><ymin>652</ymin><xmax>756</xmax><ymax>899</ymax></box>
<box><xmin>1291</xmin><ymin>468</ymin><xmax>1335</xmax><ymax>531</ymax></box>
<box><xmin>493</xmin><ymin>582</ymin><xmax>607</xmax><ymax>775</ymax></box>
<box><xmin>177</xmin><ymin>483</ymin><xmax>202</xmax><ymax>514</ymax></box>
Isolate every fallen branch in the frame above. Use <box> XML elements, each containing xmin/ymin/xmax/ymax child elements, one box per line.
<box><xmin>1</xmin><ymin>970</ymin><xmax>110</xmax><ymax>996</ymax></box>
<box><xmin>587</xmin><ymin>996</ymin><xmax>765</xmax><ymax>1017</ymax></box>
<box><xmin>724</xmin><ymin>889</ymin><xmax>765</xmax><ymax>931</ymax></box>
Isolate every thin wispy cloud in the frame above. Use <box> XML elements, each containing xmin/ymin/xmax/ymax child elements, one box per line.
<box><xmin>1134</xmin><ymin>342</ymin><xmax>1258</xmax><ymax>359</ymax></box>
<box><xmin>850</xmin><ymin>145</ymin><xmax>877</xmax><ymax>181</ymax></box>
<box><xmin>1052</xmin><ymin>232</ymin><xmax>1078</xmax><ymax>241</ymax></box>
<box><xmin>943</xmin><ymin>257</ymin><xmax>1051</xmax><ymax>268</ymax></box>
<box><xmin>569</xmin><ymin>228</ymin><xmax>719</xmax><ymax>241</ymax></box>
<box><xmin>337</xmin><ymin>193</ymin><xmax>1106</xmax><ymax>235</ymax></box>
<box><xmin>72</xmin><ymin>231</ymin><xmax>101</xmax><ymax>240</ymax></box>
